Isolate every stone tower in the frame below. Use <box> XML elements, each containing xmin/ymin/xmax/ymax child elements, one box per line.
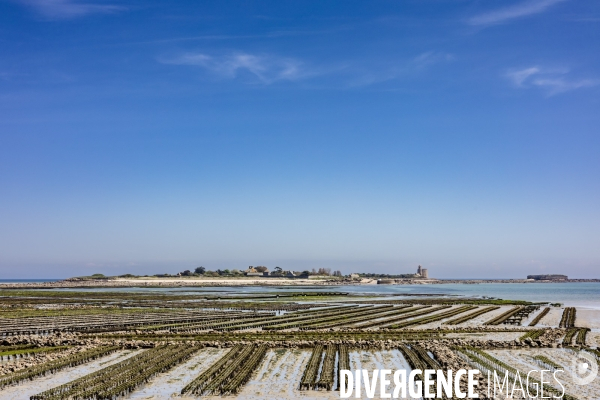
<box><xmin>417</xmin><ymin>265</ymin><xmax>422</xmax><ymax>276</ymax></box>
<box><xmin>422</xmin><ymin>269</ymin><xmax>429</xmax><ymax>279</ymax></box>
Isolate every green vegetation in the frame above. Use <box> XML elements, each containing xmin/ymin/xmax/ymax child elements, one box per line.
<box><xmin>31</xmin><ymin>345</ymin><xmax>198</xmax><ymax>400</ymax></box>
<box><xmin>181</xmin><ymin>344</ymin><xmax>268</xmax><ymax>395</ymax></box>
<box><xmin>576</xmin><ymin>328</ymin><xmax>590</xmax><ymax>346</ymax></box>
<box><xmin>485</xmin><ymin>306</ymin><xmax>522</xmax><ymax>325</ymax></box>
<box><xmin>357</xmin><ymin>298</ymin><xmax>536</xmax><ymax>306</ymax></box>
<box><xmin>302</xmin><ymin>305</ymin><xmax>415</xmax><ymax>330</ymax></box>
<box><xmin>398</xmin><ymin>344</ymin><xmax>425</xmax><ymax>378</ymax></box>
<box><xmin>92</xmin><ymin>329</ymin><xmax>449</xmax><ymax>343</ymax></box>
<box><xmin>397</xmin><ymin>344</ymin><xmax>445</xmax><ymax>396</ymax></box>
<box><xmin>182</xmin><ymin>346</ymin><xmax>244</xmax><ymax>395</ymax></box>
<box><xmin>529</xmin><ymin>307</ymin><xmax>550</xmax><ymax>326</ymax></box>
<box><xmin>0</xmin><ymin>344</ymin><xmax>37</xmax><ymax>352</ymax></box>
<box><xmin>587</xmin><ymin>348</ymin><xmax>600</xmax><ymax>361</ymax></box>
<box><xmin>559</xmin><ymin>307</ymin><xmax>576</xmax><ymax>328</ymax></box>
<box><xmin>532</xmin><ymin>355</ymin><xmax>562</xmax><ymax>371</ymax></box>
<box><xmin>563</xmin><ymin>327</ymin><xmax>590</xmax><ymax>346</ymax></box>
<box><xmin>338</xmin><ymin>345</ymin><xmax>350</xmax><ymax>389</ymax></box>
<box><xmin>456</xmin><ymin>346</ymin><xmax>576</xmax><ymax>400</ymax></box>
<box><xmin>0</xmin><ymin>346</ymin><xmax>68</xmax><ymax>358</ymax></box>
<box><xmin>0</xmin><ymin>289</ymin><xmax>350</xmax><ymax>313</ymax></box>
<box><xmin>0</xmin><ymin>282</ymin><xmax>589</xmax><ymax>398</ymax></box>
<box><xmin>0</xmin><ymin>309</ymin><xmax>267</xmax><ymax>336</ymax></box>
<box><xmin>356</xmin><ymin>306</ymin><xmax>446</xmax><ymax>329</ymax></box>
<box><xmin>0</xmin><ymin>289</ymin><xmax>346</xmax><ymax>301</ymax></box>
<box><xmin>0</xmin><ymin>346</ymin><xmax>120</xmax><ymax>389</ymax></box>
<box><xmin>298</xmin><ymin>344</ymin><xmax>352</xmax><ymax>391</ymax></box>
<box><xmin>563</xmin><ymin>328</ymin><xmax>578</xmax><ymax>345</ymax></box>
<box><xmin>271</xmin><ymin>305</ymin><xmax>387</xmax><ymax>330</ymax></box>
<box><xmin>68</xmin><ymin>274</ymin><xmax>113</xmax><ymax>281</ymax></box>
<box><xmin>299</xmin><ymin>345</ymin><xmax>324</xmax><ymax>390</ymax></box>
<box><xmin>390</xmin><ymin>305</ymin><xmax>477</xmax><ymax>328</ymax></box>
<box><xmin>316</xmin><ymin>345</ymin><xmax>336</xmax><ymax>390</ymax></box>
<box><xmin>519</xmin><ymin>329</ymin><xmax>545</xmax><ymax>341</ymax></box>
<box><xmin>509</xmin><ymin>305</ymin><xmax>540</xmax><ymax>325</ymax></box>
<box><xmin>0</xmin><ymin>307</ymin><xmax>175</xmax><ymax>319</ymax></box>
<box><xmin>445</xmin><ymin>306</ymin><xmax>500</xmax><ymax>325</ymax></box>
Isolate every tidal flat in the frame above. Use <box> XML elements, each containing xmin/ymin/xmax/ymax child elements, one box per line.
<box><xmin>0</xmin><ymin>283</ymin><xmax>599</xmax><ymax>399</ymax></box>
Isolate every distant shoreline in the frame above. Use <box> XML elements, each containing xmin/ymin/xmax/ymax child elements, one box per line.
<box><xmin>0</xmin><ymin>277</ymin><xmax>598</xmax><ymax>289</ymax></box>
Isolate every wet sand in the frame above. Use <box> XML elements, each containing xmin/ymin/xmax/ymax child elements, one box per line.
<box><xmin>575</xmin><ymin>308</ymin><xmax>600</xmax><ymax>330</ymax></box>
<box><xmin>193</xmin><ymin>349</ymin><xmax>414</xmax><ymax>400</ymax></box>
<box><xmin>0</xmin><ymin>349</ymin><xmax>142</xmax><ymax>400</ymax></box>
<box><xmin>538</xmin><ymin>307</ymin><xmax>564</xmax><ymax>327</ymax></box>
<box><xmin>451</xmin><ymin>306</ymin><xmax>514</xmax><ymax>327</ymax></box>
<box><xmin>128</xmin><ymin>348</ymin><xmax>226</xmax><ymax>399</ymax></box>
<box><xmin>490</xmin><ymin>348</ymin><xmax>600</xmax><ymax>400</ymax></box>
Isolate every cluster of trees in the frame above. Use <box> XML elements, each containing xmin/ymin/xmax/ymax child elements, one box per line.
<box><xmin>157</xmin><ymin>266</ymin><xmax>346</xmax><ymax>278</ymax></box>
<box><xmin>73</xmin><ymin>273</ymin><xmax>114</xmax><ymax>280</ymax></box>
<box><xmin>154</xmin><ymin>268</ymin><xmax>240</xmax><ymax>278</ymax></box>
<box><xmin>176</xmin><ymin>267</ymin><xmax>247</xmax><ymax>277</ymax></box>
<box><xmin>310</xmin><ymin>268</ymin><xmax>343</xmax><ymax>277</ymax></box>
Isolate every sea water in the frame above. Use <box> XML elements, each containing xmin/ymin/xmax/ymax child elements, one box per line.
<box><xmin>339</xmin><ymin>282</ymin><xmax>600</xmax><ymax>309</ymax></box>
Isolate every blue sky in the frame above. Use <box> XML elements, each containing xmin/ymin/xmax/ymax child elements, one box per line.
<box><xmin>1</xmin><ymin>0</ymin><xmax>599</xmax><ymax>279</ymax></box>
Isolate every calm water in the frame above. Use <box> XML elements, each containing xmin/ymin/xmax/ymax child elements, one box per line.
<box><xmin>41</xmin><ymin>282</ymin><xmax>600</xmax><ymax>308</ymax></box>
<box><xmin>339</xmin><ymin>282</ymin><xmax>600</xmax><ymax>309</ymax></box>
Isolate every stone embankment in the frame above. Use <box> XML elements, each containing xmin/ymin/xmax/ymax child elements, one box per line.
<box><xmin>0</xmin><ymin>333</ymin><xmax>99</xmax><ymax>376</ymax></box>
<box><xmin>0</xmin><ymin>346</ymin><xmax>85</xmax><ymax>375</ymax></box>
<box><xmin>2</xmin><ymin>328</ymin><xmax>564</xmax><ymax>350</ymax></box>
<box><xmin>0</xmin><ymin>333</ymin><xmax>156</xmax><ymax>376</ymax></box>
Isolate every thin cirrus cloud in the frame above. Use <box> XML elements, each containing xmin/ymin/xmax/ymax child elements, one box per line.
<box><xmin>15</xmin><ymin>0</ymin><xmax>125</xmax><ymax>19</ymax></box>
<box><xmin>161</xmin><ymin>52</ymin><xmax>310</xmax><ymax>84</ymax></box>
<box><xmin>162</xmin><ymin>50</ymin><xmax>454</xmax><ymax>88</ymax></box>
<box><xmin>506</xmin><ymin>67</ymin><xmax>599</xmax><ymax>95</ymax></box>
<box><xmin>411</xmin><ymin>51</ymin><xmax>455</xmax><ymax>69</ymax></box>
<box><xmin>468</xmin><ymin>0</ymin><xmax>567</xmax><ymax>26</ymax></box>
<box><xmin>347</xmin><ymin>51</ymin><xmax>454</xmax><ymax>87</ymax></box>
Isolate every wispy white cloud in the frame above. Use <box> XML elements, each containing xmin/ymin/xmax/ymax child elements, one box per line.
<box><xmin>121</xmin><ymin>27</ymin><xmax>351</xmax><ymax>46</ymax></box>
<box><xmin>531</xmin><ymin>77</ymin><xmax>599</xmax><ymax>94</ymax></box>
<box><xmin>506</xmin><ymin>66</ymin><xmax>599</xmax><ymax>95</ymax></box>
<box><xmin>349</xmin><ymin>51</ymin><xmax>454</xmax><ymax>87</ymax></box>
<box><xmin>16</xmin><ymin>0</ymin><xmax>125</xmax><ymax>19</ymax></box>
<box><xmin>469</xmin><ymin>0</ymin><xmax>567</xmax><ymax>26</ymax></box>
<box><xmin>411</xmin><ymin>51</ymin><xmax>455</xmax><ymax>69</ymax></box>
<box><xmin>506</xmin><ymin>67</ymin><xmax>541</xmax><ymax>86</ymax></box>
<box><xmin>161</xmin><ymin>52</ymin><xmax>310</xmax><ymax>84</ymax></box>
<box><xmin>161</xmin><ymin>50</ymin><xmax>453</xmax><ymax>88</ymax></box>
